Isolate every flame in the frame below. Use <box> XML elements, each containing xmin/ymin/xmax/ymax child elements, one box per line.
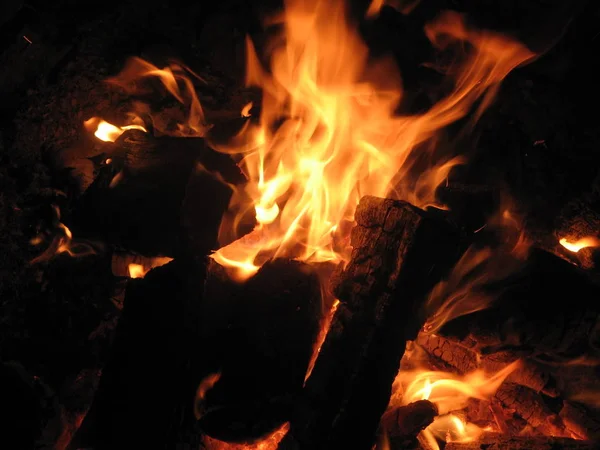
<box><xmin>559</xmin><ymin>236</ymin><xmax>600</xmax><ymax>253</ymax></box>
<box><xmin>125</xmin><ymin>257</ymin><xmax>173</xmax><ymax>279</ymax></box>
<box><xmin>30</xmin><ymin>205</ymin><xmax>98</xmax><ymax>264</ymax></box>
<box><xmin>389</xmin><ymin>358</ymin><xmax>520</xmax><ymax>449</ymax></box>
<box><xmin>84</xmin><ymin>117</ymin><xmax>147</xmax><ymax>142</ymax></box>
<box><xmin>105</xmin><ymin>57</ymin><xmax>208</xmax><ymax>137</ymax></box>
<box><xmin>422</xmin><ymin>207</ymin><xmax>530</xmax><ymax>334</ymax></box>
<box><xmin>209</xmin><ymin>0</ymin><xmax>534</xmax><ymax>281</ymax></box>
<box><xmin>194</xmin><ymin>372</ymin><xmax>222</xmax><ymax>420</ymax></box>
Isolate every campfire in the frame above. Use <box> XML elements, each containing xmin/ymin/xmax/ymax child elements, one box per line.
<box><xmin>3</xmin><ymin>0</ymin><xmax>600</xmax><ymax>449</ymax></box>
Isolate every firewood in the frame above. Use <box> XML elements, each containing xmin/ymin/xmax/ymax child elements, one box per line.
<box><xmin>380</xmin><ymin>400</ymin><xmax>438</xmax><ymax>443</ymax></box>
<box><xmin>70</xmin><ymin>257</ymin><xmax>207</xmax><ymax>449</ymax></box>
<box><xmin>416</xmin><ymin>334</ymin><xmax>557</xmax><ymax>396</ymax></box>
<box><xmin>69</xmin><ymin>129</ymin><xmax>246</xmax><ymax>257</ymax></box>
<box><xmin>281</xmin><ymin>196</ymin><xmax>461</xmax><ymax>450</ymax></box>
<box><xmin>444</xmin><ymin>434</ymin><xmax>596</xmax><ymax>450</ymax></box>
<box><xmin>436</xmin><ymin>248</ymin><xmax>600</xmax><ymax>360</ymax></box>
<box><xmin>198</xmin><ymin>258</ymin><xmax>323</xmax><ymax>443</ymax></box>
<box><xmin>560</xmin><ymin>401</ymin><xmax>600</xmax><ymax>441</ymax></box>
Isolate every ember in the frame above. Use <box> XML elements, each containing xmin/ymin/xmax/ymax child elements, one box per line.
<box><xmin>2</xmin><ymin>0</ymin><xmax>600</xmax><ymax>449</ymax></box>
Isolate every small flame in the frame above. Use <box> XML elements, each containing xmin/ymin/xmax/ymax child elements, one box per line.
<box><xmin>209</xmin><ymin>0</ymin><xmax>534</xmax><ymax>281</ymax></box>
<box><xmin>194</xmin><ymin>372</ymin><xmax>222</xmax><ymax>420</ymax></box>
<box><xmin>30</xmin><ymin>205</ymin><xmax>98</xmax><ymax>264</ymax></box>
<box><xmin>84</xmin><ymin>117</ymin><xmax>147</xmax><ymax>142</ymax></box>
<box><xmin>124</xmin><ymin>257</ymin><xmax>172</xmax><ymax>279</ymax></box>
<box><xmin>105</xmin><ymin>57</ymin><xmax>208</xmax><ymax>136</ymax></box>
<box><xmin>241</xmin><ymin>102</ymin><xmax>253</xmax><ymax>118</ymax></box>
<box><xmin>388</xmin><ymin>358</ymin><xmax>520</xmax><ymax>449</ymax></box>
<box><xmin>559</xmin><ymin>236</ymin><xmax>600</xmax><ymax>253</ymax></box>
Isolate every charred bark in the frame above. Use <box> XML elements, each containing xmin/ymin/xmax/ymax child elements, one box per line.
<box><xmin>198</xmin><ymin>258</ymin><xmax>323</xmax><ymax>443</ymax></box>
<box><xmin>281</xmin><ymin>196</ymin><xmax>461</xmax><ymax>450</ymax></box>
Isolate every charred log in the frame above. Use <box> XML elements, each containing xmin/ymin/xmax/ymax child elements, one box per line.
<box><xmin>70</xmin><ymin>257</ymin><xmax>206</xmax><ymax>449</ymax></box>
<box><xmin>281</xmin><ymin>196</ymin><xmax>461</xmax><ymax>450</ymax></box>
<box><xmin>69</xmin><ymin>129</ymin><xmax>246</xmax><ymax>257</ymax></box>
<box><xmin>444</xmin><ymin>434</ymin><xmax>596</xmax><ymax>450</ymax></box>
<box><xmin>380</xmin><ymin>400</ymin><xmax>438</xmax><ymax>448</ymax></box>
<box><xmin>198</xmin><ymin>258</ymin><xmax>323</xmax><ymax>443</ymax></box>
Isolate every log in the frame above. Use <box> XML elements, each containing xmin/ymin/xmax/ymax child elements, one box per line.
<box><xmin>69</xmin><ymin>129</ymin><xmax>247</xmax><ymax>257</ymax></box>
<box><xmin>380</xmin><ymin>400</ymin><xmax>438</xmax><ymax>444</ymax></box>
<box><xmin>70</xmin><ymin>257</ymin><xmax>207</xmax><ymax>449</ymax></box>
<box><xmin>436</xmin><ymin>248</ymin><xmax>600</xmax><ymax>360</ymax></box>
<box><xmin>281</xmin><ymin>196</ymin><xmax>461</xmax><ymax>450</ymax></box>
<box><xmin>444</xmin><ymin>434</ymin><xmax>596</xmax><ymax>450</ymax></box>
<box><xmin>197</xmin><ymin>258</ymin><xmax>323</xmax><ymax>443</ymax></box>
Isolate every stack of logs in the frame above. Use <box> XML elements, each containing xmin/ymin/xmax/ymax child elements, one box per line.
<box><xmin>61</xmin><ymin>127</ymin><xmax>600</xmax><ymax>450</ymax></box>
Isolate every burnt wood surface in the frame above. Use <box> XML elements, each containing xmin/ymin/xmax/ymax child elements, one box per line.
<box><xmin>199</xmin><ymin>258</ymin><xmax>323</xmax><ymax>443</ymax></box>
<box><xmin>444</xmin><ymin>435</ymin><xmax>596</xmax><ymax>450</ymax></box>
<box><xmin>281</xmin><ymin>196</ymin><xmax>461</xmax><ymax>450</ymax></box>
<box><xmin>380</xmin><ymin>399</ymin><xmax>438</xmax><ymax>447</ymax></box>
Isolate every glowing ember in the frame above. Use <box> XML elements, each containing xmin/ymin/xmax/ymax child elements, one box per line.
<box><xmin>209</xmin><ymin>0</ymin><xmax>534</xmax><ymax>281</ymax></box>
<box><xmin>559</xmin><ymin>236</ymin><xmax>600</xmax><ymax>253</ymax></box>
<box><xmin>202</xmin><ymin>423</ymin><xmax>290</xmax><ymax>450</ymax></box>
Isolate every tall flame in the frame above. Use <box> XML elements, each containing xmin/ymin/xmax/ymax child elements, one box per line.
<box><xmin>210</xmin><ymin>0</ymin><xmax>534</xmax><ymax>280</ymax></box>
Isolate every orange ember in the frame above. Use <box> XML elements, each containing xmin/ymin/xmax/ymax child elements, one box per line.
<box><xmin>209</xmin><ymin>0</ymin><xmax>534</xmax><ymax>281</ymax></box>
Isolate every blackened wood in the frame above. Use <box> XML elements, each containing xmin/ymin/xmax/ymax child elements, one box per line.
<box><xmin>198</xmin><ymin>258</ymin><xmax>323</xmax><ymax>443</ymax></box>
<box><xmin>444</xmin><ymin>434</ymin><xmax>596</xmax><ymax>450</ymax></box>
<box><xmin>437</xmin><ymin>248</ymin><xmax>600</xmax><ymax>360</ymax></box>
<box><xmin>69</xmin><ymin>129</ymin><xmax>245</xmax><ymax>257</ymax></box>
<box><xmin>282</xmin><ymin>196</ymin><xmax>460</xmax><ymax>450</ymax></box>
<box><xmin>381</xmin><ymin>400</ymin><xmax>438</xmax><ymax>441</ymax></box>
<box><xmin>69</xmin><ymin>257</ymin><xmax>207</xmax><ymax>449</ymax></box>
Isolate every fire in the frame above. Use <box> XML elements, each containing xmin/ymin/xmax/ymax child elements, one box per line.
<box><xmin>389</xmin><ymin>354</ymin><xmax>520</xmax><ymax>449</ymax></box>
<box><xmin>83</xmin><ymin>117</ymin><xmax>146</xmax><ymax>142</ymax></box>
<box><xmin>559</xmin><ymin>236</ymin><xmax>600</xmax><ymax>253</ymax></box>
<box><xmin>209</xmin><ymin>0</ymin><xmax>534</xmax><ymax>281</ymax></box>
<box><xmin>30</xmin><ymin>205</ymin><xmax>98</xmax><ymax>264</ymax></box>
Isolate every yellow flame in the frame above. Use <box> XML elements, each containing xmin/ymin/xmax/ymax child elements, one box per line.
<box><xmin>387</xmin><ymin>355</ymin><xmax>520</xmax><ymax>450</ymax></box>
<box><xmin>209</xmin><ymin>0</ymin><xmax>534</xmax><ymax>281</ymax></box>
<box><xmin>84</xmin><ymin>117</ymin><xmax>147</xmax><ymax>142</ymax></box>
<box><xmin>125</xmin><ymin>257</ymin><xmax>172</xmax><ymax>279</ymax></box>
<box><xmin>559</xmin><ymin>236</ymin><xmax>600</xmax><ymax>253</ymax></box>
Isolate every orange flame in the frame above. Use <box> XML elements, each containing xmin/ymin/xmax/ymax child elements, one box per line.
<box><xmin>389</xmin><ymin>355</ymin><xmax>520</xmax><ymax>449</ymax></box>
<box><xmin>559</xmin><ymin>236</ymin><xmax>600</xmax><ymax>253</ymax></box>
<box><xmin>105</xmin><ymin>57</ymin><xmax>208</xmax><ymax>137</ymax></box>
<box><xmin>83</xmin><ymin>116</ymin><xmax>147</xmax><ymax>142</ymax></box>
<box><xmin>209</xmin><ymin>0</ymin><xmax>534</xmax><ymax>281</ymax></box>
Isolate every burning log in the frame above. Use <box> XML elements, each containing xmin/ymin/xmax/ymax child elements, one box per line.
<box><xmin>282</xmin><ymin>196</ymin><xmax>461</xmax><ymax>450</ymax></box>
<box><xmin>444</xmin><ymin>435</ymin><xmax>596</xmax><ymax>450</ymax></box>
<box><xmin>198</xmin><ymin>258</ymin><xmax>323</xmax><ymax>443</ymax></box>
<box><xmin>69</xmin><ymin>129</ymin><xmax>246</xmax><ymax>257</ymax></box>
<box><xmin>380</xmin><ymin>400</ymin><xmax>438</xmax><ymax>447</ymax></box>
